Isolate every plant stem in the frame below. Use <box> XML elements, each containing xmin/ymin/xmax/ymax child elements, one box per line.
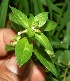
<box><xmin>63</xmin><ymin>67</ymin><xmax>68</xmax><ymax>81</ymax></box>
<box><xmin>21</xmin><ymin>29</ymin><xmax>27</xmax><ymax>34</ymax></box>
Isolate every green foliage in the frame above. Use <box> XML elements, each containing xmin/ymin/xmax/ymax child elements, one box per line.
<box><xmin>44</xmin><ymin>20</ymin><xmax>57</xmax><ymax>31</ymax></box>
<box><xmin>34</xmin><ymin>12</ymin><xmax>48</xmax><ymax>27</ymax></box>
<box><xmin>35</xmin><ymin>33</ymin><xmax>54</xmax><ymax>56</ymax></box>
<box><xmin>29</xmin><ymin>14</ymin><xmax>39</xmax><ymax>28</ymax></box>
<box><xmin>63</xmin><ymin>21</ymin><xmax>70</xmax><ymax>45</ymax></box>
<box><xmin>58</xmin><ymin>50</ymin><xmax>70</xmax><ymax>66</ymax></box>
<box><xmin>15</xmin><ymin>38</ymin><xmax>33</xmax><ymax>67</ymax></box>
<box><xmin>0</xmin><ymin>0</ymin><xmax>70</xmax><ymax>80</ymax></box>
<box><xmin>5</xmin><ymin>6</ymin><xmax>58</xmax><ymax>77</ymax></box>
<box><xmin>66</xmin><ymin>75</ymin><xmax>70</xmax><ymax>81</ymax></box>
<box><xmin>9</xmin><ymin>6</ymin><xmax>29</xmax><ymax>28</ymax></box>
<box><xmin>0</xmin><ymin>0</ymin><xmax>9</xmax><ymax>28</ymax></box>
<box><xmin>5</xmin><ymin>45</ymin><xmax>15</xmax><ymax>51</ymax></box>
<box><xmin>34</xmin><ymin>48</ymin><xmax>58</xmax><ymax>77</ymax></box>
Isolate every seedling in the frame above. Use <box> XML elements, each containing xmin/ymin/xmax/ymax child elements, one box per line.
<box><xmin>5</xmin><ymin>6</ymin><xmax>58</xmax><ymax>77</ymax></box>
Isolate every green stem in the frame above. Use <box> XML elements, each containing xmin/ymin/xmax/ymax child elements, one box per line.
<box><xmin>21</xmin><ymin>29</ymin><xmax>27</xmax><ymax>34</ymax></box>
<box><xmin>63</xmin><ymin>67</ymin><xmax>68</xmax><ymax>81</ymax></box>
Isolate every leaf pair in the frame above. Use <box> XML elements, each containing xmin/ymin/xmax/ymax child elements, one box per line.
<box><xmin>9</xmin><ymin>6</ymin><xmax>48</xmax><ymax>29</ymax></box>
<box><xmin>10</xmin><ymin>6</ymin><xmax>57</xmax><ymax>32</ymax></box>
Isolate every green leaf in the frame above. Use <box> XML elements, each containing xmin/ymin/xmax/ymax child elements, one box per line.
<box><xmin>34</xmin><ymin>48</ymin><xmax>58</xmax><ymax>77</ymax></box>
<box><xmin>34</xmin><ymin>12</ymin><xmax>48</xmax><ymax>27</ymax></box>
<box><xmin>29</xmin><ymin>14</ymin><xmax>39</xmax><ymax>28</ymax></box>
<box><xmin>47</xmin><ymin>76</ymin><xmax>59</xmax><ymax>81</ymax></box>
<box><xmin>44</xmin><ymin>20</ymin><xmax>57</xmax><ymax>31</ymax></box>
<box><xmin>58</xmin><ymin>50</ymin><xmax>70</xmax><ymax>66</ymax></box>
<box><xmin>46</xmin><ymin>0</ymin><xmax>52</xmax><ymax>19</ymax></box>
<box><xmin>15</xmin><ymin>38</ymin><xmax>33</xmax><ymax>67</ymax></box>
<box><xmin>52</xmin><ymin>4</ymin><xmax>61</xmax><ymax>14</ymax></box>
<box><xmin>0</xmin><ymin>0</ymin><xmax>9</xmax><ymax>28</ymax></box>
<box><xmin>63</xmin><ymin>21</ymin><xmax>70</xmax><ymax>45</ymax></box>
<box><xmin>5</xmin><ymin>45</ymin><xmax>15</xmax><ymax>51</ymax></box>
<box><xmin>9</xmin><ymin>6</ymin><xmax>29</xmax><ymax>28</ymax></box>
<box><xmin>50</xmin><ymin>77</ymin><xmax>59</xmax><ymax>81</ymax></box>
<box><xmin>29</xmin><ymin>14</ymin><xmax>34</xmax><ymax>27</ymax></box>
<box><xmin>9</xmin><ymin>13</ymin><xmax>23</xmax><ymax>28</ymax></box>
<box><xmin>66</xmin><ymin>74</ymin><xmax>70</xmax><ymax>81</ymax></box>
<box><xmin>33</xmin><ymin>0</ymin><xmax>40</xmax><ymax>15</ymax></box>
<box><xmin>56</xmin><ymin>4</ymin><xmax>70</xmax><ymax>36</ymax></box>
<box><xmin>18</xmin><ymin>0</ymin><xmax>29</xmax><ymax>16</ymax></box>
<box><xmin>51</xmin><ymin>41</ymin><xmax>68</xmax><ymax>49</ymax></box>
<box><xmin>37</xmin><ymin>0</ymin><xmax>44</xmax><ymax>12</ymax></box>
<box><xmin>40</xmin><ymin>0</ymin><xmax>47</xmax><ymax>6</ymax></box>
<box><xmin>35</xmin><ymin>33</ymin><xmax>54</xmax><ymax>56</ymax></box>
<box><xmin>11</xmin><ymin>22</ymin><xmax>24</xmax><ymax>32</ymax></box>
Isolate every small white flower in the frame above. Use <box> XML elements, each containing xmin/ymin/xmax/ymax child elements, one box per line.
<box><xmin>31</xmin><ymin>27</ymin><xmax>35</xmax><ymax>31</ymax></box>
<box><xmin>18</xmin><ymin>31</ymin><xmax>21</xmax><ymax>35</ymax></box>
